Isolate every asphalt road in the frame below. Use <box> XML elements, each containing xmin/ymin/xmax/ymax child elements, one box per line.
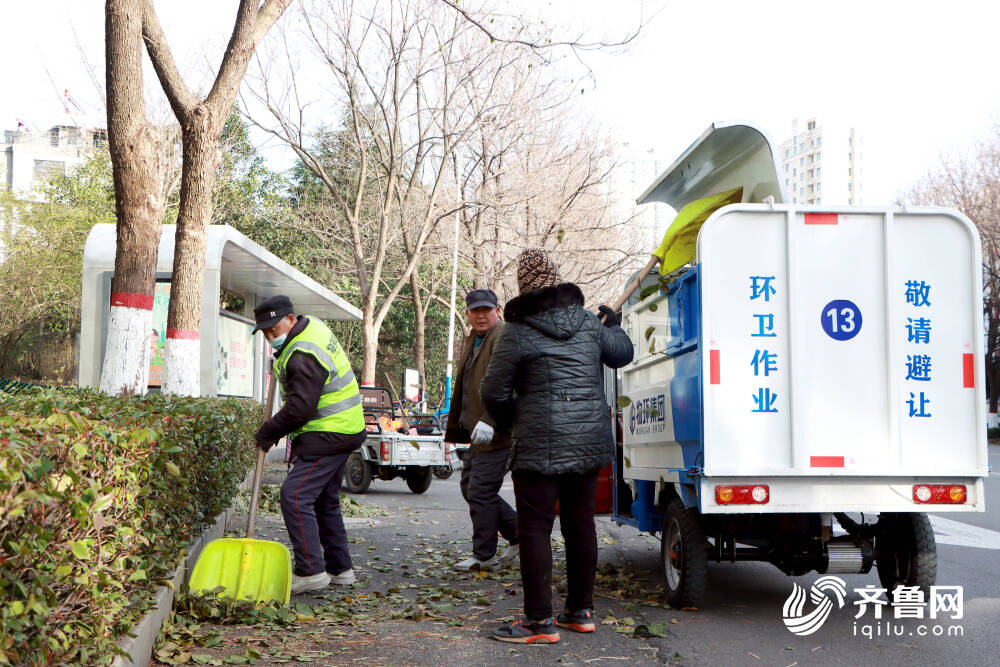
<box><xmin>348</xmin><ymin>446</ymin><xmax>1000</xmax><ymax>665</ymax></box>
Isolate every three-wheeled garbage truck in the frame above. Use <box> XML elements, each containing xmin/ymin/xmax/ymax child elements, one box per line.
<box><xmin>608</xmin><ymin>122</ymin><xmax>989</xmax><ymax>608</ymax></box>
<box><xmin>343</xmin><ymin>386</ymin><xmax>449</xmax><ymax>494</ymax></box>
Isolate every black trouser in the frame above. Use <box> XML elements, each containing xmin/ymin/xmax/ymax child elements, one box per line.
<box><xmin>512</xmin><ymin>469</ymin><xmax>599</xmax><ymax>620</ymax></box>
<box><xmin>280</xmin><ymin>452</ymin><xmax>352</xmax><ymax>576</ymax></box>
<box><xmin>459</xmin><ymin>448</ymin><xmax>518</xmax><ymax>560</ymax></box>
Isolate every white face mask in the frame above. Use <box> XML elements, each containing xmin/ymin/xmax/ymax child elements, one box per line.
<box><xmin>269</xmin><ymin>333</ymin><xmax>287</xmax><ymax>350</ymax></box>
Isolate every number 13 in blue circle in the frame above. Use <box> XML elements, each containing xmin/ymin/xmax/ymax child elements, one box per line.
<box><xmin>821</xmin><ymin>299</ymin><xmax>862</xmax><ymax>341</ymax></box>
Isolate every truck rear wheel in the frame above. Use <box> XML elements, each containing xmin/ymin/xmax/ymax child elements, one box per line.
<box><xmin>875</xmin><ymin>512</ymin><xmax>936</xmax><ymax>593</ymax></box>
<box><xmin>343</xmin><ymin>451</ymin><xmax>372</xmax><ymax>494</ymax></box>
<box><xmin>405</xmin><ymin>467</ymin><xmax>433</xmax><ymax>494</ymax></box>
<box><xmin>661</xmin><ymin>499</ymin><xmax>708</xmax><ymax>608</ymax></box>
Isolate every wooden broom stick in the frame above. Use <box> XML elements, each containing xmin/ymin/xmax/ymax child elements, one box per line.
<box><xmin>601</xmin><ymin>254</ymin><xmax>660</xmax><ymax>321</ymax></box>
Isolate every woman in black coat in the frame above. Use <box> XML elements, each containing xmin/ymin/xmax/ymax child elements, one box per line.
<box><xmin>482</xmin><ymin>249</ymin><xmax>634</xmax><ymax>644</ymax></box>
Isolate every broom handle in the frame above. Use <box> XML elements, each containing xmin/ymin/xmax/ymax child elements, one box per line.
<box><xmin>248</xmin><ymin>372</ymin><xmax>277</xmax><ymax>538</ymax></box>
<box><xmin>601</xmin><ymin>255</ymin><xmax>659</xmax><ymax>322</ymax></box>
<box><xmin>383</xmin><ymin>371</ymin><xmax>412</xmax><ymax>430</ymax></box>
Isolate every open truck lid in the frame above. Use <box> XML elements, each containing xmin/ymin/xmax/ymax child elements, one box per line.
<box><xmin>620</xmin><ymin>122</ymin><xmax>785</xmax><ymax>305</ymax></box>
<box><xmin>638</xmin><ymin>121</ymin><xmax>785</xmax><ymax>210</ymax></box>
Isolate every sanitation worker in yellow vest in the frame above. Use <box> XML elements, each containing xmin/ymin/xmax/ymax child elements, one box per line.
<box><xmin>253</xmin><ymin>295</ymin><xmax>366</xmax><ymax>595</ymax></box>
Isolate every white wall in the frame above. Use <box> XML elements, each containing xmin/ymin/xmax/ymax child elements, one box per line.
<box><xmin>5</xmin><ymin>144</ymin><xmax>85</xmax><ymax>197</ymax></box>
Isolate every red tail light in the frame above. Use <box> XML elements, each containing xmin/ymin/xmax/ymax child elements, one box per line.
<box><xmin>444</xmin><ymin>442</ymin><xmax>451</xmax><ymax>458</ymax></box>
<box><xmin>380</xmin><ymin>440</ymin><xmax>390</xmax><ymax>463</ymax></box>
<box><xmin>715</xmin><ymin>484</ymin><xmax>769</xmax><ymax>504</ymax></box>
<box><xmin>913</xmin><ymin>484</ymin><xmax>966</xmax><ymax>504</ymax></box>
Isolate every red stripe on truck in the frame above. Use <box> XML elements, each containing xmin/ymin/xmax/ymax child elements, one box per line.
<box><xmin>804</xmin><ymin>213</ymin><xmax>838</xmax><ymax>226</ymax></box>
<box><xmin>810</xmin><ymin>456</ymin><xmax>844</xmax><ymax>468</ymax></box>
<box><xmin>710</xmin><ymin>349</ymin><xmax>720</xmax><ymax>384</ymax></box>
<box><xmin>963</xmin><ymin>353</ymin><xmax>975</xmax><ymax>388</ymax></box>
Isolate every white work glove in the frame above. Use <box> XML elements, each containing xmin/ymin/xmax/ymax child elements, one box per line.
<box><xmin>470</xmin><ymin>421</ymin><xmax>495</xmax><ymax>445</ymax></box>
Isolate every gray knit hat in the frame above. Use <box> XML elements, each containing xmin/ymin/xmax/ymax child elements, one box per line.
<box><xmin>517</xmin><ymin>249</ymin><xmax>561</xmax><ymax>294</ymax></box>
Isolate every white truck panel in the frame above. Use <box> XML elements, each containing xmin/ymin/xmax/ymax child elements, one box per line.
<box><xmin>386</xmin><ymin>435</ymin><xmax>447</xmax><ymax>466</ymax></box>
<box><xmin>700</xmin><ymin>212</ymin><xmax>793</xmax><ymax>473</ymax></box>
<box><xmin>621</xmin><ymin>292</ymin><xmax>682</xmax><ymax>481</ymax></box>
<box><xmin>699</xmin><ymin>206</ymin><xmax>986</xmax><ymax>479</ymax></box>
<box><xmin>392</xmin><ymin>436</ymin><xmax>447</xmax><ymax>466</ymax></box>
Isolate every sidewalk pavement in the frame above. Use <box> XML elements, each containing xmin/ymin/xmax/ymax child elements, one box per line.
<box><xmin>150</xmin><ymin>463</ymin><xmax>697</xmax><ymax>666</ymax></box>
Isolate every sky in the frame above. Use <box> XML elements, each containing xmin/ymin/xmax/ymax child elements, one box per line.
<box><xmin>3</xmin><ymin>0</ymin><xmax>1000</xmax><ymax>206</ymax></box>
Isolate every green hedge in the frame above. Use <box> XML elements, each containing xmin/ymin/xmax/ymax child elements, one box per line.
<box><xmin>0</xmin><ymin>388</ymin><xmax>261</xmax><ymax>666</ymax></box>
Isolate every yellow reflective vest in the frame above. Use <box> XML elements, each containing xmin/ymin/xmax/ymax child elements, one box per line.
<box><xmin>274</xmin><ymin>317</ymin><xmax>364</xmax><ymax>437</ymax></box>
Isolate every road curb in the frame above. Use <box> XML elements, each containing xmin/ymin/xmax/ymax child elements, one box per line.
<box><xmin>111</xmin><ymin>507</ymin><xmax>232</xmax><ymax>667</ymax></box>
<box><xmin>344</xmin><ymin>517</ymin><xmax>380</xmax><ymax>525</ymax></box>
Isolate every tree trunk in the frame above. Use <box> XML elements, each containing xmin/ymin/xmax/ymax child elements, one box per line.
<box><xmin>100</xmin><ymin>0</ymin><xmax>164</xmax><ymax>396</ymax></box>
<box><xmin>988</xmin><ymin>311</ymin><xmax>999</xmax><ymax>414</ymax></box>
<box><xmin>162</xmin><ymin>112</ymin><xmax>221</xmax><ymax>396</ymax></box>
<box><xmin>141</xmin><ymin>0</ymin><xmax>292</xmax><ymax>396</ymax></box>
<box><xmin>989</xmin><ymin>359</ymin><xmax>999</xmax><ymax>414</ymax></box>
<box><xmin>410</xmin><ymin>271</ymin><xmax>426</xmax><ymax>385</ymax></box>
<box><xmin>361</xmin><ymin>313</ymin><xmax>379</xmax><ymax>386</ymax></box>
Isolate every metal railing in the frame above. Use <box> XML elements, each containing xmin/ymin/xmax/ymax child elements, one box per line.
<box><xmin>3</xmin><ymin>130</ymin><xmax>104</xmax><ymax>150</ymax></box>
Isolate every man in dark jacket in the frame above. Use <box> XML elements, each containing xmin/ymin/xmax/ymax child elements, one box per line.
<box><xmin>444</xmin><ymin>289</ymin><xmax>518</xmax><ymax>571</ymax></box>
<box><xmin>482</xmin><ymin>250</ymin><xmax>634</xmax><ymax>644</ymax></box>
<box><xmin>253</xmin><ymin>295</ymin><xmax>366</xmax><ymax>595</ymax></box>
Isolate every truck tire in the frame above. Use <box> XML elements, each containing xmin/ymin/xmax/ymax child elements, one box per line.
<box><xmin>875</xmin><ymin>512</ymin><xmax>936</xmax><ymax>593</ymax></box>
<box><xmin>343</xmin><ymin>452</ymin><xmax>372</xmax><ymax>494</ymax></box>
<box><xmin>405</xmin><ymin>467</ymin><xmax>433</xmax><ymax>494</ymax></box>
<box><xmin>661</xmin><ymin>499</ymin><xmax>708</xmax><ymax>608</ymax></box>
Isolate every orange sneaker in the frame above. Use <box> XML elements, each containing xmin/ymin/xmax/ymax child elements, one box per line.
<box><xmin>491</xmin><ymin>617</ymin><xmax>561</xmax><ymax>644</ymax></box>
<box><xmin>555</xmin><ymin>608</ymin><xmax>596</xmax><ymax>633</ymax></box>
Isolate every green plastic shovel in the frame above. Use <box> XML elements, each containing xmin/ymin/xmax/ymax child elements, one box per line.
<box><xmin>188</xmin><ymin>379</ymin><xmax>291</xmax><ymax>604</ymax></box>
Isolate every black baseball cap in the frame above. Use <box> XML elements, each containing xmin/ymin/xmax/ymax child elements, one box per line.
<box><xmin>253</xmin><ymin>295</ymin><xmax>295</xmax><ymax>333</ymax></box>
<box><xmin>465</xmin><ymin>288</ymin><xmax>499</xmax><ymax>310</ymax></box>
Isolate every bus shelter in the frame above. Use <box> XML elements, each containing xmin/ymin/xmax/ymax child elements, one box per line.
<box><xmin>79</xmin><ymin>224</ymin><xmax>361</xmax><ymax>401</ymax></box>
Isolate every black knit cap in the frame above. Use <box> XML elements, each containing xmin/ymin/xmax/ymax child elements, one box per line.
<box><xmin>253</xmin><ymin>295</ymin><xmax>294</xmax><ymax>333</ymax></box>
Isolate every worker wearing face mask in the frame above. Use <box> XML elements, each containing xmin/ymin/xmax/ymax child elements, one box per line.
<box><xmin>253</xmin><ymin>295</ymin><xmax>365</xmax><ymax>595</ymax></box>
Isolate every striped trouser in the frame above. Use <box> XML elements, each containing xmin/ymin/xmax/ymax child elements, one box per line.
<box><xmin>280</xmin><ymin>452</ymin><xmax>352</xmax><ymax>576</ymax></box>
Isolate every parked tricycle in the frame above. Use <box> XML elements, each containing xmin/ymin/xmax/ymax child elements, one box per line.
<box><xmin>343</xmin><ymin>386</ymin><xmax>449</xmax><ymax>494</ymax></box>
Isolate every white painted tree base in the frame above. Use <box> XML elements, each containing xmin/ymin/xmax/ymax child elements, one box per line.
<box><xmin>99</xmin><ymin>306</ymin><xmax>153</xmax><ymax>396</ymax></box>
<box><xmin>162</xmin><ymin>338</ymin><xmax>200</xmax><ymax>396</ymax></box>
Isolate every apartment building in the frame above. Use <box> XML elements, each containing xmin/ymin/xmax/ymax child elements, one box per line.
<box><xmin>776</xmin><ymin>118</ymin><xmax>861</xmax><ymax>206</ymax></box>
<box><xmin>1</xmin><ymin>125</ymin><xmax>105</xmax><ymax>196</ymax></box>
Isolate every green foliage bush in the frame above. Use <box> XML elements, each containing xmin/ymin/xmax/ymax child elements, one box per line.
<box><xmin>0</xmin><ymin>387</ymin><xmax>261</xmax><ymax>666</ymax></box>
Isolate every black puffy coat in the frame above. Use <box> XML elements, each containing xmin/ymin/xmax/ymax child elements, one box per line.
<box><xmin>481</xmin><ymin>283</ymin><xmax>634</xmax><ymax>475</ymax></box>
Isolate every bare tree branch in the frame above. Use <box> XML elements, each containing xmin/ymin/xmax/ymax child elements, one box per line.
<box><xmin>436</xmin><ymin>0</ymin><xmax>642</xmax><ymax>53</ymax></box>
<box><xmin>140</xmin><ymin>2</ymin><xmax>197</xmax><ymax>123</ymax></box>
